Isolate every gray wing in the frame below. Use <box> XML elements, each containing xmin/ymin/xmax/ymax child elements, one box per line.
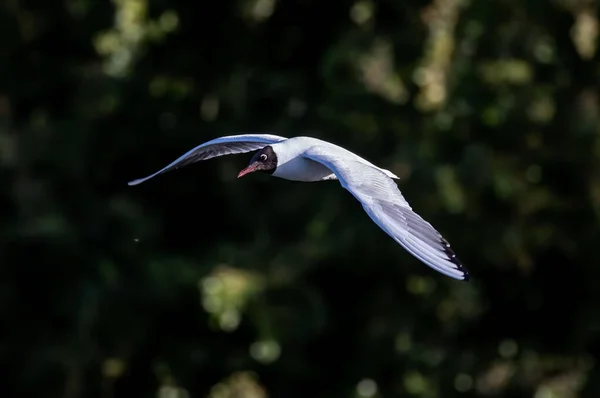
<box><xmin>303</xmin><ymin>145</ymin><xmax>469</xmax><ymax>281</ymax></box>
<box><xmin>128</xmin><ymin>134</ymin><xmax>287</xmax><ymax>186</ymax></box>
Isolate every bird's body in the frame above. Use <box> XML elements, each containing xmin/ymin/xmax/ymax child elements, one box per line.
<box><xmin>270</xmin><ymin>138</ymin><xmax>336</xmax><ymax>181</ymax></box>
<box><xmin>270</xmin><ymin>136</ymin><xmax>399</xmax><ymax>182</ymax></box>
<box><xmin>128</xmin><ymin>134</ymin><xmax>470</xmax><ymax>281</ymax></box>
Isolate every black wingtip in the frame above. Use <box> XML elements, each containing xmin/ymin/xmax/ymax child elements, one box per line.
<box><xmin>441</xmin><ymin>237</ymin><xmax>471</xmax><ymax>282</ymax></box>
<box><xmin>462</xmin><ymin>270</ymin><xmax>471</xmax><ymax>282</ymax></box>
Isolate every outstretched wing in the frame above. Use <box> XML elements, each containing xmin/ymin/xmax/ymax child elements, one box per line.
<box><xmin>128</xmin><ymin>134</ymin><xmax>287</xmax><ymax>186</ymax></box>
<box><xmin>303</xmin><ymin>145</ymin><xmax>469</xmax><ymax>281</ymax></box>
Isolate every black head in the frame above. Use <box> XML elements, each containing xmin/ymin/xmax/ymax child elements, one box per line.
<box><xmin>237</xmin><ymin>146</ymin><xmax>278</xmax><ymax>178</ymax></box>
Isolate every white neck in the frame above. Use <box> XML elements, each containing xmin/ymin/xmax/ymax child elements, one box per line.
<box><xmin>269</xmin><ymin>138</ymin><xmax>335</xmax><ymax>182</ymax></box>
<box><xmin>270</xmin><ymin>140</ymin><xmax>306</xmax><ymax>167</ymax></box>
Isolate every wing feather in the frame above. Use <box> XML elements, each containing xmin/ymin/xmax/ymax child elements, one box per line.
<box><xmin>128</xmin><ymin>133</ymin><xmax>287</xmax><ymax>186</ymax></box>
<box><xmin>303</xmin><ymin>145</ymin><xmax>469</xmax><ymax>281</ymax></box>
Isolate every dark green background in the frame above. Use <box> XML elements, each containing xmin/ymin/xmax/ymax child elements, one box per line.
<box><xmin>2</xmin><ymin>0</ymin><xmax>600</xmax><ymax>397</ymax></box>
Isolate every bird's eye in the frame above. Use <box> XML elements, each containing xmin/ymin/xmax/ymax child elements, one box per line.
<box><xmin>260</xmin><ymin>154</ymin><xmax>268</xmax><ymax>161</ymax></box>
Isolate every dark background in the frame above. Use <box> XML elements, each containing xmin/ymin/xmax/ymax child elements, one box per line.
<box><xmin>2</xmin><ymin>0</ymin><xmax>600</xmax><ymax>397</ymax></box>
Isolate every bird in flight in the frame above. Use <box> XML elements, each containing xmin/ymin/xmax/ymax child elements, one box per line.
<box><xmin>128</xmin><ymin>134</ymin><xmax>470</xmax><ymax>281</ymax></box>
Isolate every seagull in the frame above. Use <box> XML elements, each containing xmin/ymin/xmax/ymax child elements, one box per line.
<box><xmin>128</xmin><ymin>134</ymin><xmax>470</xmax><ymax>281</ymax></box>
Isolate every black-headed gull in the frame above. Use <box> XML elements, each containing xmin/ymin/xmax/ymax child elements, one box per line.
<box><xmin>128</xmin><ymin>134</ymin><xmax>470</xmax><ymax>281</ymax></box>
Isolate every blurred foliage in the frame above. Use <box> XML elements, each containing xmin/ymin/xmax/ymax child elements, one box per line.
<box><xmin>1</xmin><ymin>0</ymin><xmax>600</xmax><ymax>397</ymax></box>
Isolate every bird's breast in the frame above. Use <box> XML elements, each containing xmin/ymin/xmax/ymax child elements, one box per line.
<box><xmin>272</xmin><ymin>157</ymin><xmax>335</xmax><ymax>182</ymax></box>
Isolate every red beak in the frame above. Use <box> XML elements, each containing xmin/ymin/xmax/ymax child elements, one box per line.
<box><xmin>237</xmin><ymin>162</ymin><xmax>259</xmax><ymax>178</ymax></box>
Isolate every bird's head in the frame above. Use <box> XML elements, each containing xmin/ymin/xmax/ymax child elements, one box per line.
<box><xmin>237</xmin><ymin>146</ymin><xmax>278</xmax><ymax>178</ymax></box>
